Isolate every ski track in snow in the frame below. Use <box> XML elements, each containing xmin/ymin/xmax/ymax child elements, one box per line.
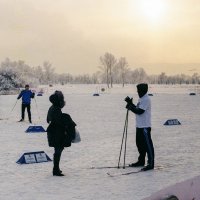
<box><xmin>0</xmin><ymin>84</ymin><xmax>200</xmax><ymax>200</ymax></box>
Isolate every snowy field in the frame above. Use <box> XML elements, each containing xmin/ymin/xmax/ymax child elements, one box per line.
<box><xmin>0</xmin><ymin>84</ymin><xmax>200</xmax><ymax>200</ymax></box>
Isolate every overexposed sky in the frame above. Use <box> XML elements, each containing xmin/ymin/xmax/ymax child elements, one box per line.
<box><xmin>0</xmin><ymin>0</ymin><xmax>200</xmax><ymax>75</ymax></box>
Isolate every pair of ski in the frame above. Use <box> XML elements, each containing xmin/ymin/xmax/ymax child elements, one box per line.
<box><xmin>107</xmin><ymin>169</ymin><xmax>143</xmax><ymax>177</ymax></box>
<box><xmin>90</xmin><ymin>165</ymin><xmax>162</xmax><ymax>177</ymax></box>
<box><xmin>90</xmin><ymin>165</ymin><xmax>143</xmax><ymax>177</ymax></box>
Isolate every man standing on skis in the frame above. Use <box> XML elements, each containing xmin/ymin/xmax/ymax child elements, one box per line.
<box><xmin>17</xmin><ymin>84</ymin><xmax>35</xmax><ymax>123</ymax></box>
<box><xmin>125</xmin><ymin>83</ymin><xmax>154</xmax><ymax>171</ymax></box>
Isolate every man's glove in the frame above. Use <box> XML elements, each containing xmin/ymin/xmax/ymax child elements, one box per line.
<box><xmin>31</xmin><ymin>93</ymin><xmax>35</xmax><ymax>98</ymax></box>
<box><xmin>124</xmin><ymin>96</ymin><xmax>133</xmax><ymax>105</ymax></box>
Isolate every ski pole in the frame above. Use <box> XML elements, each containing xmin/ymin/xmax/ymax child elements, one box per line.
<box><xmin>118</xmin><ymin>110</ymin><xmax>129</xmax><ymax>168</ymax></box>
<box><xmin>123</xmin><ymin>111</ymin><xmax>129</xmax><ymax>169</ymax></box>
<box><xmin>6</xmin><ymin>99</ymin><xmax>18</xmax><ymax>119</ymax></box>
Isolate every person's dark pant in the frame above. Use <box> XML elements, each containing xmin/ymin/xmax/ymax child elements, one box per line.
<box><xmin>53</xmin><ymin>147</ymin><xmax>64</xmax><ymax>172</ymax></box>
<box><xmin>136</xmin><ymin>127</ymin><xmax>154</xmax><ymax>167</ymax></box>
<box><xmin>21</xmin><ymin>103</ymin><xmax>31</xmax><ymax>121</ymax></box>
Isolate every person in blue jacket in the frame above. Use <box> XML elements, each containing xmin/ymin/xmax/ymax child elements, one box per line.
<box><xmin>17</xmin><ymin>84</ymin><xmax>35</xmax><ymax>123</ymax></box>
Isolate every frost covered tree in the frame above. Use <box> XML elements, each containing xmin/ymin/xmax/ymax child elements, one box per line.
<box><xmin>129</xmin><ymin>68</ymin><xmax>148</xmax><ymax>84</ymax></box>
<box><xmin>0</xmin><ymin>58</ymin><xmax>39</xmax><ymax>89</ymax></box>
<box><xmin>34</xmin><ymin>66</ymin><xmax>44</xmax><ymax>84</ymax></box>
<box><xmin>0</xmin><ymin>67</ymin><xmax>22</xmax><ymax>93</ymax></box>
<box><xmin>58</xmin><ymin>73</ymin><xmax>73</xmax><ymax>84</ymax></box>
<box><xmin>43</xmin><ymin>61</ymin><xmax>55</xmax><ymax>84</ymax></box>
<box><xmin>0</xmin><ymin>58</ymin><xmax>56</xmax><ymax>88</ymax></box>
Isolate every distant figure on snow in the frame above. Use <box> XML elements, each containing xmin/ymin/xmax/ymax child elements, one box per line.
<box><xmin>17</xmin><ymin>84</ymin><xmax>35</xmax><ymax>123</ymax></box>
<box><xmin>125</xmin><ymin>83</ymin><xmax>154</xmax><ymax>171</ymax></box>
<box><xmin>46</xmin><ymin>91</ymin><xmax>76</xmax><ymax>176</ymax></box>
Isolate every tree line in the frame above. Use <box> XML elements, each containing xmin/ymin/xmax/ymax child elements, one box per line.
<box><xmin>0</xmin><ymin>55</ymin><xmax>200</xmax><ymax>92</ymax></box>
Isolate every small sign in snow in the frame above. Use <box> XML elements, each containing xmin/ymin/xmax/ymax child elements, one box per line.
<box><xmin>16</xmin><ymin>151</ymin><xmax>52</xmax><ymax>164</ymax></box>
<box><xmin>164</xmin><ymin>119</ymin><xmax>181</xmax><ymax>125</ymax></box>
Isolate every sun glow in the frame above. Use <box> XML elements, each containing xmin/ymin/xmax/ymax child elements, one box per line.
<box><xmin>138</xmin><ymin>0</ymin><xmax>167</xmax><ymax>23</ymax></box>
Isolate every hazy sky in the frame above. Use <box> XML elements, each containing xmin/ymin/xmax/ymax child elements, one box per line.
<box><xmin>0</xmin><ymin>0</ymin><xmax>200</xmax><ymax>75</ymax></box>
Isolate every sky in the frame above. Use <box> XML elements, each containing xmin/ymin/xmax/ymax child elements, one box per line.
<box><xmin>0</xmin><ymin>0</ymin><xmax>200</xmax><ymax>75</ymax></box>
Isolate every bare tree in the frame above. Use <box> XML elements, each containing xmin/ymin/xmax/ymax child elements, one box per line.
<box><xmin>98</xmin><ymin>65</ymin><xmax>108</xmax><ymax>85</ymax></box>
<box><xmin>157</xmin><ymin>72</ymin><xmax>167</xmax><ymax>84</ymax></box>
<box><xmin>116</xmin><ymin>57</ymin><xmax>129</xmax><ymax>87</ymax></box>
<box><xmin>191</xmin><ymin>73</ymin><xmax>200</xmax><ymax>84</ymax></box>
<box><xmin>100</xmin><ymin>52</ymin><xmax>117</xmax><ymax>88</ymax></box>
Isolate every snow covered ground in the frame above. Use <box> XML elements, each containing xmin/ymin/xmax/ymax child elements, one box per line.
<box><xmin>0</xmin><ymin>84</ymin><xmax>200</xmax><ymax>200</ymax></box>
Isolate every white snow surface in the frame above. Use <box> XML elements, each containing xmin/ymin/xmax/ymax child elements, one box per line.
<box><xmin>0</xmin><ymin>84</ymin><xmax>200</xmax><ymax>200</ymax></box>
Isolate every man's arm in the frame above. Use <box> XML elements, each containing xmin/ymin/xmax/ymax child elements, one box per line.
<box><xmin>126</xmin><ymin>103</ymin><xmax>145</xmax><ymax>115</ymax></box>
<box><xmin>17</xmin><ymin>91</ymin><xmax>23</xmax><ymax>99</ymax></box>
